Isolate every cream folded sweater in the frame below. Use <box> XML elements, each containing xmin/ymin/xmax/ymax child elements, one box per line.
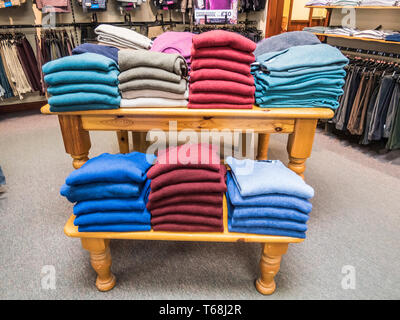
<box><xmin>120</xmin><ymin>98</ymin><xmax>188</xmax><ymax>108</ymax></box>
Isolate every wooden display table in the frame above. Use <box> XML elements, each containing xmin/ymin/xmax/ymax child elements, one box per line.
<box><xmin>41</xmin><ymin>104</ymin><xmax>334</xmax><ymax>295</ymax></box>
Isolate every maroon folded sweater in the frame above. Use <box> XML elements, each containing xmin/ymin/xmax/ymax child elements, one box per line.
<box><xmin>192</xmin><ymin>30</ymin><xmax>256</xmax><ymax>52</ymax></box>
<box><xmin>191</xmin><ymin>58</ymin><xmax>251</xmax><ymax>76</ymax></box>
<box><xmin>191</xmin><ymin>47</ymin><xmax>255</xmax><ymax>64</ymax></box>
<box><xmin>150</xmin><ymin>168</ymin><xmax>222</xmax><ymax>191</ymax></box>
<box><xmin>189</xmin><ymin>92</ymin><xmax>255</xmax><ymax>104</ymax></box>
<box><xmin>189</xmin><ymin>69</ymin><xmax>255</xmax><ymax>86</ymax></box>
<box><xmin>149</xmin><ymin>203</ymin><xmax>223</xmax><ymax>217</ymax></box>
<box><xmin>151</xmin><ymin>214</ymin><xmax>223</xmax><ymax>226</ymax></box>
<box><xmin>153</xmin><ymin>223</ymin><xmax>224</xmax><ymax>232</ymax></box>
<box><xmin>188</xmin><ymin>103</ymin><xmax>254</xmax><ymax>109</ymax></box>
<box><xmin>190</xmin><ymin>80</ymin><xmax>255</xmax><ymax>96</ymax></box>
<box><xmin>146</xmin><ymin>194</ymin><xmax>223</xmax><ymax>210</ymax></box>
<box><xmin>147</xmin><ymin>144</ymin><xmax>221</xmax><ymax>179</ymax></box>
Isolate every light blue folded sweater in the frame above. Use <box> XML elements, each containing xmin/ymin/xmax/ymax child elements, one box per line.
<box><xmin>42</xmin><ymin>52</ymin><xmax>118</xmax><ymax>74</ymax></box>
<box><xmin>47</xmin><ymin>83</ymin><xmax>120</xmax><ymax>97</ymax></box>
<box><xmin>231</xmin><ymin>216</ymin><xmax>307</xmax><ymax>232</ymax></box>
<box><xmin>226</xmin><ymin>157</ymin><xmax>314</xmax><ymax>199</ymax></box>
<box><xmin>44</xmin><ymin>70</ymin><xmax>119</xmax><ymax>86</ymax></box>
<box><xmin>49</xmin><ymin>92</ymin><xmax>121</xmax><ymax>107</ymax></box>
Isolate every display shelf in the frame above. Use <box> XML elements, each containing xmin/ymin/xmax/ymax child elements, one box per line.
<box><xmin>306</xmin><ymin>5</ymin><xmax>400</xmax><ymax>9</ymax></box>
<box><xmin>64</xmin><ymin>196</ymin><xmax>305</xmax><ymax>243</ymax></box>
<box><xmin>311</xmin><ymin>32</ymin><xmax>400</xmax><ymax>44</ymax></box>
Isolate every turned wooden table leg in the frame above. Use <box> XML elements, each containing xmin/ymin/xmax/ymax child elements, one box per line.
<box><xmin>256</xmin><ymin>243</ymin><xmax>288</xmax><ymax>295</ymax></box>
<box><xmin>58</xmin><ymin>115</ymin><xmax>91</xmax><ymax>169</ymax></box>
<box><xmin>81</xmin><ymin>238</ymin><xmax>116</xmax><ymax>292</ymax></box>
<box><xmin>286</xmin><ymin>119</ymin><xmax>317</xmax><ymax>179</ymax></box>
<box><xmin>257</xmin><ymin>133</ymin><xmax>270</xmax><ymax>160</ymax></box>
<box><xmin>117</xmin><ymin>130</ymin><xmax>129</xmax><ymax>153</ymax></box>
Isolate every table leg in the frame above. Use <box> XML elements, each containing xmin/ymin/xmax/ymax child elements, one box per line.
<box><xmin>286</xmin><ymin>119</ymin><xmax>317</xmax><ymax>179</ymax></box>
<box><xmin>81</xmin><ymin>238</ymin><xmax>116</xmax><ymax>292</ymax></box>
<box><xmin>257</xmin><ymin>133</ymin><xmax>270</xmax><ymax>160</ymax></box>
<box><xmin>255</xmin><ymin>243</ymin><xmax>288</xmax><ymax>295</ymax></box>
<box><xmin>132</xmin><ymin>132</ymin><xmax>150</xmax><ymax>153</ymax></box>
<box><xmin>117</xmin><ymin>131</ymin><xmax>129</xmax><ymax>154</ymax></box>
<box><xmin>58</xmin><ymin>115</ymin><xmax>91</xmax><ymax>169</ymax></box>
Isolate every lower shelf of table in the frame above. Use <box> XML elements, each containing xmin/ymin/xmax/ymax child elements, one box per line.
<box><xmin>64</xmin><ymin>197</ymin><xmax>304</xmax><ymax>244</ymax></box>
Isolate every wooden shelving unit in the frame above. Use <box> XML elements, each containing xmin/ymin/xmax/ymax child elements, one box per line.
<box><xmin>311</xmin><ymin>32</ymin><xmax>400</xmax><ymax>45</ymax></box>
<box><xmin>306</xmin><ymin>5</ymin><xmax>400</xmax><ymax>9</ymax></box>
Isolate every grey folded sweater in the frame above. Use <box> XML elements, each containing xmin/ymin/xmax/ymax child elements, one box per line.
<box><xmin>118</xmin><ymin>49</ymin><xmax>188</xmax><ymax>76</ymax></box>
<box><xmin>118</xmin><ymin>78</ymin><xmax>188</xmax><ymax>94</ymax></box>
<box><xmin>118</xmin><ymin>67</ymin><xmax>182</xmax><ymax>84</ymax></box>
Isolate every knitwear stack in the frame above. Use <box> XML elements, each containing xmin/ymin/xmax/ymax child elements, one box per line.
<box><xmin>226</xmin><ymin>157</ymin><xmax>314</xmax><ymax>239</ymax></box>
<box><xmin>43</xmin><ymin>52</ymin><xmax>121</xmax><ymax>112</ymax></box>
<box><xmin>118</xmin><ymin>49</ymin><xmax>189</xmax><ymax>108</ymax></box>
<box><xmin>60</xmin><ymin>152</ymin><xmax>156</xmax><ymax>232</ymax></box>
<box><xmin>147</xmin><ymin>144</ymin><xmax>227</xmax><ymax>232</ymax></box>
<box><xmin>189</xmin><ymin>30</ymin><xmax>256</xmax><ymax>109</ymax></box>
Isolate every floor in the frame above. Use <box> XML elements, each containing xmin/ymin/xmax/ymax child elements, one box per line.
<box><xmin>0</xmin><ymin>110</ymin><xmax>399</xmax><ymax>300</ymax></box>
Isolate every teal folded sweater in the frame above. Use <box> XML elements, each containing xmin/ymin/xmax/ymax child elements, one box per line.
<box><xmin>47</xmin><ymin>83</ymin><xmax>120</xmax><ymax>97</ymax></box>
<box><xmin>49</xmin><ymin>92</ymin><xmax>121</xmax><ymax>107</ymax></box>
<box><xmin>44</xmin><ymin>70</ymin><xmax>119</xmax><ymax>86</ymax></box>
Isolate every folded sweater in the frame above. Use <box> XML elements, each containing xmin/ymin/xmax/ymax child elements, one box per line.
<box><xmin>72</xmin><ymin>43</ymin><xmax>119</xmax><ymax>63</ymax></box>
<box><xmin>191</xmin><ymin>58</ymin><xmax>251</xmax><ymax>75</ymax></box>
<box><xmin>231</xmin><ymin>216</ymin><xmax>307</xmax><ymax>232</ymax></box>
<box><xmin>120</xmin><ymin>97</ymin><xmax>188</xmax><ymax>108</ymax></box>
<box><xmin>75</xmin><ymin>209</ymin><xmax>151</xmax><ymax>226</ymax></box>
<box><xmin>121</xmin><ymin>89</ymin><xmax>188</xmax><ymax>100</ymax></box>
<box><xmin>152</xmin><ymin>223</ymin><xmax>223</xmax><ymax>232</ymax></box>
<box><xmin>192</xmin><ymin>30</ymin><xmax>256</xmax><ymax>52</ymax></box>
<box><xmin>66</xmin><ymin>152</ymin><xmax>156</xmax><ymax>186</ymax></box>
<box><xmin>149</xmin><ymin>203</ymin><xmax>223</xmax><ymax>218</ymax></box>
<box><xmin>118</xmin><ymin>66</ymin><xmax>182</xmax><ymax>84</ymax></box>
<box><xmin>146</xmin><ymin>193</ymin><xmax>223</xmax><ymax>210</ymax></box>
<box><xmin>119</xmin><ymin>78</ymin><xmax>187</xmax><ymax>94</ymax></box>
<box><xmin>189</xmin><ymin>92</ymin><xmax>254</xmax><ymax>104</ymax></box>
<box><xmin>192</xmin><ymin>47</ymin><xmax>255</xmax><ymax>64</ymax></box>
<box><xmin>150</xmin><ymin>31</ymin><xmax>194</xmax><ymax>58</ymax></box>
<box><xmin>49</xmin><ymin>92</ymin><xmax>121</xmax><ymax>107</ymax></box>
<box><xmin>44</xmin><ymin>70</ymin><xmax>119</xmax><ymax>86</ymax></box>
<box><xmin>47</xmin><ymin>83</ymin><xmax>120</xmax><ymax>97</ymax></box>
<box><xmin>118</xmin><ymin>49</ymin><xmax>188</xmax><ymax>76</ymax></box>
<box><xmin>78</xmin><ymin>223</ymin><xmax>151</xmax><ymax>232</ymax></box>
<box><xmin>188</xmin><ymin>103</ymin><xmax>253</xmax><ymax>109</ymax></box>
<box><xmin>189</xmin><ymin>69</ymin><xmax>255</xmax><ymax>86</ymax></box>
<box><xmin>49</xmin><ymin>104</ymin><xmax>119</xmax><ymax>112</ymax></box>
<box><xmin>190</xmin><ymin>80</ymin><xmax>255</xmax><ymax>96</ymax></box>
<box><xmin>151</xmin><ymin>214</ymin><xmax>222</xmax><ymax>227</ymax></box>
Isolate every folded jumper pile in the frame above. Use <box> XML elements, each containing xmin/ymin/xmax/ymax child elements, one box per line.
<box><xmin>60</xmin><ymin>152</ymin><xmax>156</xmax><ymax>232</ymax></box>
<box><xmin>189</xmin><ymin>30</ymin><xmax>256</xmax><ymax>109</ymax></box>
<box><xmin>118</xmin><ymin>49</ymin><xmax>189</xmax><ymax>108</ymax></box>
<box><xmin>226</xmin><ymin>157</ymin><xmax>314</xmax><ymax>239</ymax></box>
<box><xmin>43</xmin><ymin>52</ymin><xmax>120</xmax><ymax>112</ymax></box>
<box><xmin>146</xmin><ymin>144</ymin><xmax>227</xmax><ymax>232</ymax></box>
<box><xmin>252</xmin><ymin>44</ymin><xmax>348</xmax><ymax>109</ymax></box>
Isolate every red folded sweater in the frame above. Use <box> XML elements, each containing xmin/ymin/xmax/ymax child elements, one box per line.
<box><xmin>151</xmin><ymin>214</ymin><xmax>223</xmax><ymax>226</ymax></box>
<box><xmin>147</xmin><ymin>144</ymin><xmax>221</xmax><ymax>179</ymax></box>
<box><xmin>150</xmin><ymin>168</ymin><xmax>221</xmax><ymax>191</ymax></box>
<box><xmin>188</xmin><ymin>103</ymin><xmax>253</xmax><ymax>110</ymax></box>
<box><xmin>192</xmin><ymin>30</ymin><xmax>256</xmax><ymax>52</ymax></box>
<box><xmin>191</xmin><ymin>58</ymin><xmax>251</xmax><ymax>76</ymax></box>
<box><xmin>149</xmin><ymin>203</ymin><xmax>223</xmax><ymax>218</ymax></box>
<box><xmin>189</xmin><ymin>92</ymin><xmax>255</xmax><ymax>104</ymax></box>
<box><xmin>153</xmin><ymin>223</ymin><xmax>224</xmax><ymax>232</ymax></box>
<box><xmin>191</xmin><ymin>47</ymin><xmax>255</xmax><ymax>64</ymax></box>
<box><xmin>146</xmin><ymin>194</ymin><xmax>223</xmax><ymax>210</ymax></box>
<box><xmin>190</xmin><ymin>80</ymin><xmax>255</xmax><ymax>96</ymax></box>
<box><xmin>189</xmin><ymin>69</ymin><xmax>255</xmax><ymax>86</ymax></box>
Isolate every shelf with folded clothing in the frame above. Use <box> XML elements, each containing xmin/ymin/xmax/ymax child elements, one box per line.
<box><xmin>311</xmin><ymin>32</ymin><xmax>400</xmax><ymax>44</ymax></box>
<box><xmin>306</xmin><ymin>5</ymin><xmax>400</xmax><ymax>8</ymax></box>
<box><xmin>64</xmin><ymin>195</ymin><xmax>305</xmax><ymax>243</ymax></box>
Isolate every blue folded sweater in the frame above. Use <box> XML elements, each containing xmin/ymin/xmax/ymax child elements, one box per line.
<box><xmin>66</xmin><ymin>152</ymin><xmax>156</xmax><ymax>186</ymax></box>
<box><xmin>42</xmin><ymin>52</ymin><xmax>118</xmax><ymax>74</ymax></box>
<box><xmin>44</xmin><ymin>70</ymin><xmax>119</xmax><ymax>86</ymax></box>
<box><xmin>226</xmin><ymin>157</ymin><xmax>314</xmax><ymax>199</ymax></box>
<box><xmin>61</xmin><ymin>182</ymin><xmax>141</xmax><ymax>203</ymax></box>
<box><xmin>47</xmin><ymin>83</ymin><xmax>120</xmax><ymax>97</ymax></box>
<box><xmin>73</xmin><ymin>179</ymin><xmax>151</xmax><ymax>215</ymax></box>
<box><xmin>78</xmin><ymin>224</ymin><xmax>151</xmax><ymax>232</ymax></box>
<box><xmin>72</xmin><ymin>43</ymin><xmax>119</xmax><ymax>63</ymax></box>
<box><xmin>231</xmin><ymin>216</ymin><xmax>307</xmax><ymax>232</ymax></box>
<box><xmin>227</xmin><ymin>172</ymin><xmax>312</xmax><ymax>214</ymax></box>
<box><xmin>74</xmin><ymin>209</ymin><xmax>151</xmax><ymax>226</ymax></box>
<box><xmin>49</xmin><ymin>104</ymin><xmax>119</xmax><ymax>112</ymax></box>
<box><xmin>48</xmin><ymin>92</ymin><xmax>121</xmax><ymax>107</ymax></box>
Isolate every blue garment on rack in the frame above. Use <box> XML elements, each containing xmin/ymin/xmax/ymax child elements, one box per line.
<box><xmin>226</xmin><ymin>172</ymin><xmax>312</xmax><ymax>214</ymax></box>
<box><xmin>44</xmin><ymin>69</ymin><xmax>119</xmax><ymax>86</ymax></box>
<box><xmin>60</xmin><ymin>182</ymin><xmax>141</xmax><ymax>202</ymax></box>
<box><xmin>385</xmin><ymin>33</ymin><xmax>400</xmax><ymax>42</ymax></box>
<box><xmin>72</xmin><ymin>43</ymin><xmax>119</xmax><ymax>63</ymax></box>
<box><xmin>226</xmin><ymin>157</ymin><xmax>314</xmax><ymax>199</ymax></box>
<box><xmin>74</xmin><ymin>209</ymin><xmax>151</xmax><ymax>226</ymax></box>
<box><xmin>48</xmin><ymin>92</ymin><xmax>121</xmax><ymax>107</ymax></box>
<box><xmin>73</xmin><ymin>179</ymin><xmax>151</xmax><ymax>215</ymax></box>
<box><xmin>42</xmin><ymin>52</ymin><xmax>118</xmax><ymax>74</ymax></box>
<box><xmin>78</xmin><ymin>224</ymin><xmax>151</xmax><ymax>232</ymax></box>
<box><xmin>47</xmin><ymin>83</ymin><xmax>120</xmax><ymax>96</ymax></box>
<box><xmin>66</xmin><ymin>152</ymin><xmax>156</xmax><ymax>186</ymax></box>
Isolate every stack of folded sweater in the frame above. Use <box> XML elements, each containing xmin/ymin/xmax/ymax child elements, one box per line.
<box><xmin>43</xmin><ymin>52</ymin><xmax>121</xmax><ymax>112</ymax></box>
<box><xmin>252</xmin><ymin>44</ymin><xmax>348</xmax><ymax>109</ymax></box>
<box><xmin>150</xmin><ymin>31</ymin><xmax>194</xmax><ymax>72</ymax></box>
<box><xmin>60</xmin><ymin>152</ymin><xmax>156</xmax><ymax>232</ymax></box>
<box><xmin>226</xmin><ymin>157</ymin><xmax>314</xmax><ymax>239</ymax></box>
<box><xmin>95</xmin><ymin>24</ymin><xmax>153</xmax><ymax>50</ymax></box>
<box><xmin>146</xmin><ymin>144</ymin><xmax>227</xmax><ymax>232</ymax></box>
<box><xmin>118</xmin><ymin>49</ymin><xmax>189</xmax><ymax>108</ymax></box>
<box><xmin>189</xmin><ymin>30</ymin><xmax>257</xmax><ymax>109</ymax></box>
